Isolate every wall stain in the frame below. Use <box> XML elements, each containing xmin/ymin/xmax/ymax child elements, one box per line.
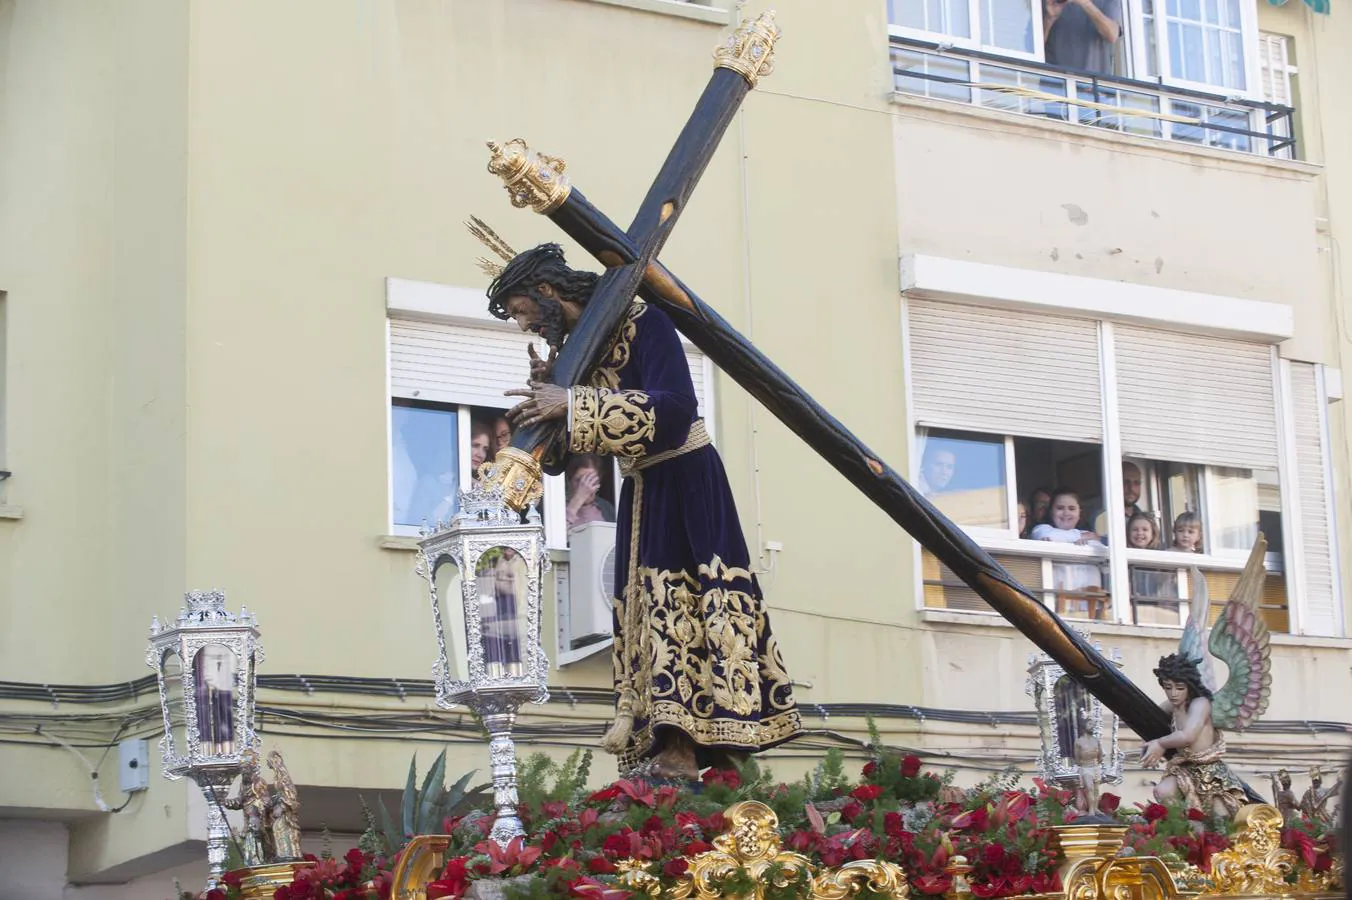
<box><xmin>1062</xmin><ymin>203</ymin><xmax>1089</xmax><ymax>225</ymax></box>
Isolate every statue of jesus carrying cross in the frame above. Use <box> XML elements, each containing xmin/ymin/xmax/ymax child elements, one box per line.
<box><xmin>488</xmin><ymin>242</ymin><xmax>802</xmax><ymax>783</ymax></box>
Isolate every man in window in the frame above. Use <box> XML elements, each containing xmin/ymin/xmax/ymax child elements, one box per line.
<box><xmin>1043</xmin><ymin>0</ymin><xmax>1121</xmax><ymax>75</ymax></box>
<box><xmin>1095</xmin><ymin>460</ymin><xmax>1145</xmax><ymax>538</ymax></box>
<box><xmin>918</xmin><ymin>444</ymin><xmax>957</xmax><ymax>497</ymax></box>
<box><xmin>489</xmin><ymin>244</ymin><xmax>802</xmax><ymax>784</ymax></box>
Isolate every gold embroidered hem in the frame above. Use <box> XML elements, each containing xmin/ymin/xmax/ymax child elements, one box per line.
<box><xmin>569</xmin><ymin>387</ymin><xmax>656</xmax><ymax>457</ymax></box>
<box><xmin>1163</xmin><ymin>739</ymin><xmax>1247</xmax><ymax>817</ymax></box>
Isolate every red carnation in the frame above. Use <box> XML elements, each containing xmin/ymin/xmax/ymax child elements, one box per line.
<box><xmin>662</xmin><ymin>858</ymin><xmax>690</xmax><ymax>879</ymax></box>
<box><xmin>900</xmin><ymin>755</ymin><xmax>923</xmax><ymax>778</ymax></box>
<box><xmin>1187</xmin><ymin>808</ymin><xmax>1206</xmax><ymax>822</ymax></box>
<box><xmin>1143</xmin><ymin>803</ymin><xmax>1169</xmax><ymax>822</ymax></box>
<box><xmin>850</xmin><ymin>784</ymin><xmax>884</xmax><ymax>802</ymax></box>
<box><xmin>862</xmin><ymin>760</ymin><xmax>879</xmax><ymax>778</ymax></box>
<box><xmin>1097</xmin><ymin>793</ymin><xmax>1121</xmax><ymax>814</ymax></box>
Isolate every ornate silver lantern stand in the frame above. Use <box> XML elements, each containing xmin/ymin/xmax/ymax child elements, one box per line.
<box><xmin>417</xmin><ymin>482</ymin><xmax>550</xmax><ymax>845</ymax></box>
<box><xmin>146</xmin><ymin>591</ymin><xmax>263</xmax><ymax>890</ymax></box>
<box><xmin>1025</xmin><ymin>629</ymin><xmax>1124</xmax><ymax>792</ymax></box>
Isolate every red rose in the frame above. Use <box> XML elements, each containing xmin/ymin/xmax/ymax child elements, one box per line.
<box><xmin>900</xmin><ymin>755</ymin><xmax>923</xmax><ymax>778</ymax></box>
<box><xmin>588</xmin><ymin>856</ymin><xmax>618</xmax><ymax>874</ymax></box>
<box><xmin>840</xmin><ymin>800</ymin><xmax>865</xmax><ymax>823</ymax></box>
<box><xmin>701</xmin><ymin>768</ymin><xmax>741</xmax><ymax>790</ymax></box>
<box><xmin>601</xmin><ymin>832</ymin><xmax>632</xmax><ymax>857</ymax></box>
<box><xmin>982</xmin><ymin>843</ymin><xmax>1006</xmax><ymax>866</ymax></box>
<box><xmin>862</xmin><ymin>761</ymin><xmax>879</xmax><ymax>778</ymax></box>
<box><xmin>883</xmin><ymin>811</ymin><xmax>905</xmax><ymax>838</ymax></box>
<box><xmin>1097</xmin><ymin>793</ymin><xmax>1122</xmax><ymax>814</ymax></box>
<box><xmin>1143</xmin><ymin>803</ymin><xmax>1169</xmax><ymax>822</ymax></box>
<box><xmin>205</xmin><ymin>891</ymin><xmax>227</xmax><ymax>900</ymax></box>
<box><xmin>850</xmin><ymin>784</ymin><xmax>884</xmax><ymax>802</ymax></box>
<box><xmin>1187</xmin><ymin>808</ymin><xmax>1206</xmax><ymax>822</ymax></box>
<box><xmin>662</xmin><ymin>858</ymin><xmax>690</xmax><ymax>879</ymax></box>
<box><xmin>222</xmin><ymin>870</ymin><xmax>244</xmax><ymax>890</ymax></box>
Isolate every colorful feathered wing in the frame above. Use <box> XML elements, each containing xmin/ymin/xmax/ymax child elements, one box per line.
<box><xmin>1180</xmin><ymin>567</ymin><xmax>1219</xmax><ymax>693</ymax></box>
<box><xmin>1206</xmin><ymin>535</ymin><xmax>1273</xmax><ymax>731</ymax></box>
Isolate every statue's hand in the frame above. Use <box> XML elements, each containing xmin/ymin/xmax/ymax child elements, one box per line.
<box><xmin>1141</xmin><ymin>740</ymin><xmax>1165</xmax><ymax>768</ymax></box>
<box><xmin>505</xmin><ymin>381</ymin><xmax>569</xmax><ymax>429</ymax></box>
<box><xmin>527</xmin><ymin>343</ymin><xmax>557</xmax><ymax>382</ymax></box>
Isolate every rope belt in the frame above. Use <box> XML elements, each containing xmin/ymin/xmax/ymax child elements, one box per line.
<box><xmin>618</xmin><ymin>419</ymin><xmax>710</xmax><ymax>478</ymax></box>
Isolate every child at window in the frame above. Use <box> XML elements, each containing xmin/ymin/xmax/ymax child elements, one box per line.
<box><xmin>1127</xmin><ymin>511</ymin><xmax>1162</xmax><ymax>550</ymax></box>
<box><xmin>1031</xmin><ymin>489</ymin><xmax>1101</xmax><ymax>545</ymax></box>
<box><xmin>1171</xmin><ymin>511</ymin><xmax>1203</xmax><ymax>553</ymax></box>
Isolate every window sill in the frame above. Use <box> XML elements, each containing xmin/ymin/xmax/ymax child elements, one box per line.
<box><xmin>377</xmin><ymin>534</ymin><xmax>420</xmax><ymax>552</ymax></box>
<box><xmin>890</xmin><ymin>92</ymin><xmax>1322</xmax><ymax>180</ymax></box>
<box><xmin>0</xmin><ymin>504</ymin><xmax>22</xmax><ymax>520</ymax></box>
<box><xmin>564</xmin><ymin>0</ymin><xmax>729</xmax><ymax>25</ymax></box>
<box><xmin>917</xmin><ymin>607</ymin><xmax>1352</xmax><ymax>647</ymax></box>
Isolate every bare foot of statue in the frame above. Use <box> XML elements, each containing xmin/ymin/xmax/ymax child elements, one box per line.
<box><xmin>649</xmin><ymin>732</ymin><xmax>700</xmax><ymax>783</ymax></box>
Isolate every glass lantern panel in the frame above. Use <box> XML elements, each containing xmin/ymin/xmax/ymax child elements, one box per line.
<box><xmin>1052</xmin><ymin>674</ymin><xmax>1093</xmax><ymax>764</ymax></box>
<box><xmin>192</xmin><ymin>644</ymin><xmax>238</xmax><ymax>757</ymax></box>
<box><xmin>475</xmin><ymin>547</ymin><xmax>531</xmax><ymax>679</ymax></box>
<box><xmin>434</xmin><ymin>557</ymin><xmax>470</xmax><ymax>684</ymax></box>
<box><xmin>162</xmin><ymin>649</ymin><xmax>188</xmax><ymax>761</ymax></box>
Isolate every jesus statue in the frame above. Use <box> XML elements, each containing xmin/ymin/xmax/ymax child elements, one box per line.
<box><xmin>491</xmin><ymin>243</ymin><xmax>802</xmax><ymax>782</ymax></box>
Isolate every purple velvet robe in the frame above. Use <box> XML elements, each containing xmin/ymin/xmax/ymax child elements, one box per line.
<box><xmin>563</xmin><ymin>301</ymin><xmax>801</xmax><ymax>769</ymax></box>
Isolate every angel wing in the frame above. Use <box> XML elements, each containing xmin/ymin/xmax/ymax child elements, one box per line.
<box><xmin>1179</xmin><ymin>567</ymin><xmax>1218</xmax><ymax>692</ymax></box>
<box><xmin>1207</xmin><ymin>534</ymin><xmax>1273</xmax><ymax>731</ymax></box>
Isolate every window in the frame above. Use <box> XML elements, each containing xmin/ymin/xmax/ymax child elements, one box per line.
<box><xmin>906</xmin><ymin>299</ymin><xmax>1334</xmax><ymax>634</ymax></box>
<box><xmin>1135</xmin><ymin>0</ymin><xmax>1250</xmax><ymax>90</ymax></box>
<box><xmin>889</xmin><ymin>0</ymin><xmax>1042</xmax><ymax>57</ymax></box>
<box><xmin>391</xmin><ymin>401</ymin><xmax>460</xmax><ymax>533</ymax></box>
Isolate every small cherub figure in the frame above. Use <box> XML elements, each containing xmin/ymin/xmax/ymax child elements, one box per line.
<box><xmin>1270</xmin><ymin>768</ymin><xmax>1298</xmax><ymax>823</ymax></box>
<box><xmin>1072</xmin><ymin>715</ymin><xmax>1102</xmax><ymax>814</ymax></box>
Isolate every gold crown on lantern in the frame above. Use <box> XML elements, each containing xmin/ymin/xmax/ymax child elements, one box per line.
<box><xmin>485</xmin><ymin>138</ymin><xmax>571</xmax><ymax>215</ymax></box>
<box><xmin>713</xmin><ymin>10</ymin><xmax>781</xmax><ymax>88</ymax></box>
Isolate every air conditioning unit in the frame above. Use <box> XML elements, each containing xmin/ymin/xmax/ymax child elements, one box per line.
<box><xmin>566</xmin><ymin>521</ymin><xmax>617</xmax><ymax>649</ymax></box>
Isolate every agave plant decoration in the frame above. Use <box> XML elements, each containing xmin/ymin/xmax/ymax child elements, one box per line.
<box><xmin>360</xmin><ymin>750</ymin><xmax>489</xmax><ymax>856</ymax></box>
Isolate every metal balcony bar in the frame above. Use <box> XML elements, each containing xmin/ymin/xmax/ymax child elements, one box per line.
<box><xmin>891</xmin><ymin>36</ymin><xmax>1297</xmax><ymax>159</ymax></box>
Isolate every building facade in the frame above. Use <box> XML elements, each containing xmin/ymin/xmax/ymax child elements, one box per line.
<box><xmin>1</xmin><ymin>0</ymin><xmax>1349</xmax><ymax>893</ymax></box>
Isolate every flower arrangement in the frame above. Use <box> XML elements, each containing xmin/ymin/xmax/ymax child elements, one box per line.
<box><xmin>190</xmin><ymin>744</ymin><xmax>1338</xmax><ymax>900</ymax></box>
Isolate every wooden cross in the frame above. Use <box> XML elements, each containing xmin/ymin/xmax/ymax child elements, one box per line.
<box><xmin>481</xmin><ymin>11</ymin><xmax>1198</xmax><ymax>771</ymax></box>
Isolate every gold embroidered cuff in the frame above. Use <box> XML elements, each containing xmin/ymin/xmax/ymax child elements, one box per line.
<box><xmin>568</xmin><ymin>387</ymin><xmax>657</xmax><ymax>458</ymax></box>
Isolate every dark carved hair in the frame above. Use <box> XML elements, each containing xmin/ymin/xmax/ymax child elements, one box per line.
<box><xmin>1153</xmin><ymin>653</ymin><xmax>1213</xmax><ymax>701</ymax></box>
<box><xmin>486</xmin><ymin>244</ymin><xmax>599</xmax><ymax>349</ymax></box>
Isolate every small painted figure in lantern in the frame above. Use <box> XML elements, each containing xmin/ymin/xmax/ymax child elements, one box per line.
<box><xmin>222</xmin><ymin>749</ymin><xmax>273</xmax><ymax>865</ymax></box>
<box><xmin>1072</xmin><ymin>715</ymin><xmax>1102</xmax><ymax>814</ymax></box>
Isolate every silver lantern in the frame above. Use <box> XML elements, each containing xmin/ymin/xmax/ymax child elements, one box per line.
<box><xmin>147</xmin><ymin>590</ymin><xmax>263</xmax><ymax>889</ymax></box>
<box><xmin>1025</xmin><ymin>630</ymin><xmax>1124</xmax><ymax>791</ymax></box>
<box><xmin>416</xmin><ymin>481</ymin><xmax>550</xmax><ymax>845</ymax></box>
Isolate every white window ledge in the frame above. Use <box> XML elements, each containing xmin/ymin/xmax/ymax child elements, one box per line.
<box><xmin>377</xmin><ymin>534</ymin><xmax>420</xmax><ymax>551</ymax></box>
<box><xmin>0</xmin><ymin>504</ymin><xmax>22</xmax><ymax>520</ymax></box>
<box><xmin>901</xmin><ymin>253</ymin><xmax>1295</xmax><ymax>343</ymax></box>
<box><xmin>565</xmin><ymin>0</ymin><xmax>729</xmax><ymax>25</ymax></box>
<box><xmin>918</xmin><ymin>607</ymin><xmax>1352</xmax><ymax>647</ymax></box>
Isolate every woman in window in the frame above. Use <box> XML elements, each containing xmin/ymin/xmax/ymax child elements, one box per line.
<box><xmin>470</xmin><ymin>420</ymin><xmax>493</xmax><ymax>485</ymax></box>
<box><xmin>565</xmin><ymin>454</ymin><xmax>616</xmax><ymax>529</ymax></box>
<box><xmin>1028</xmin><ymin>487</ymin><xmax>1053</xmax><ymax>531</ymax></box>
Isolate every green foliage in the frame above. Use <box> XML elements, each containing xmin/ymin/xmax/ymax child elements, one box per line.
<box><xmin>806</xmin><ymin>748</ymin><xmax>851</xmax><ymax>800</ymax></box>
<box><xmin>762</xmin><ymin>862</ymin><xmax>815</xmax><ymax>900</ymax></box>
<box><xmin>359</xmin><ymin>749</ymin><xmax>483</xmax><ymax>856</ymax></box>
<box><xmin>965</xmin><ymin>765</ymin><xmax>1023</xmax><ymax>808</ymax></box>
<box><xmin>515</xmin><ymin>749</ymin><xmax>596</xmax><ymax>811</ymax></box>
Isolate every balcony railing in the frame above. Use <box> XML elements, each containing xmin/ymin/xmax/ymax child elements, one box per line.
<box><xmin>891</xmin><ymin>37</ymin><xmax>1297</xmax><ymax>160</ymax></box>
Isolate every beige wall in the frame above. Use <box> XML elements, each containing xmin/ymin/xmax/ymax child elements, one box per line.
<box><xmin>3</xmin><ymin>0</ymin><xmax>1352</xmax><ymax>887</ymax></box>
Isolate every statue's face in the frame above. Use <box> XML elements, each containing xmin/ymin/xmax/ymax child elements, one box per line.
<box><xmin>1160</xmin><ymin>678</ymin><xmax>1190</xmax><ymax>708</ymax></box>
<box><xmin>504</xmin><ymin>294</ymin><xmax>542</xmax><ymax>335</ymax></box>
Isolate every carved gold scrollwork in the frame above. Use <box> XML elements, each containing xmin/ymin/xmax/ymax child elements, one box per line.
<box><xmin>1207</xmin><ymin>805</ymin><xmax>1295</xmax><ymax>896</ymax></box>
<box><xmin>813</xmin><ymin>858</ymin><xmax>911</xmax><ymax>900</ymax></box>
<box><xmin>388</xmin><ymin>835</ymin><xmax>451</xmax><ymax>900</ymax></box>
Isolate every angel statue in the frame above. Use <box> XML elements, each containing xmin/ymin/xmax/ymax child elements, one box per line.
<box><xmin>1141</xmin><ymin>536</ymin><xmax>1271</xmax><ymax>821</ymax></box>
<box><xmin>267</xmin><ymin>749</ymin><xmax>303</xmax><ymax>861</ymax></box>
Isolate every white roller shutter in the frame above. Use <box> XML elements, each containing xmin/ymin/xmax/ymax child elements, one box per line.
<box><xmin>907</xmin><ymin>301</ymin><xmax>1103</xmax><ymax>442</ymax></box>
<box><xmin>1290</xmin><ymin>362</ymin><xmax>1340</xmax><ymax>636</ymax></box>
<box><xmin>1114</xmin><ymin>326</ymin><xmax>1278</xmax><ymax>470</ymax></box>
<box><xmin>390</xmin><ymin>317</ymin><xmax>708</xmax><ymax>414</ymax></box>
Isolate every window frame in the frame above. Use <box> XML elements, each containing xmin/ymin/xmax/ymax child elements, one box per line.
<box><xmin>1122</xmin><ymin>0</ymin><xmax>1262</xmax><ymax>97</ymax></box>
<box><xmin>903</xmin><ymin>298</ymin><xmax>1325</xmax><ymax>635</ymax></box>
<box><xmin>888</xmin><ymin>0</ymin><xmax>1047</xmax><ymax>63</ymax></box>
